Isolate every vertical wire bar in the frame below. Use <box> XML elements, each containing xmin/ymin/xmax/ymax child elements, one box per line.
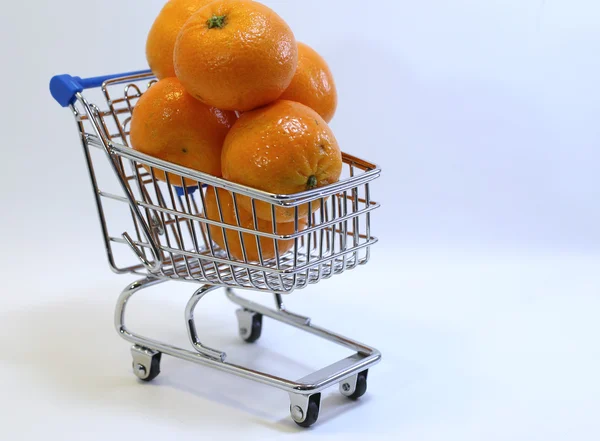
<box><xmin>250</xmin><ymin>198</ymin><xmax>270</xmax><ymax>290</ymax></box>
<box><xmin>291</xmin><ymin>205</ymin><xmax>299</xmax><ymax>290</ymax></box>
<box><xmin>149</xmin><ymin>167</ymin><xmax>179</xmax><ymax>278</ymax></box>
<box><xmin>154</xmin><ymin>185</ymin><xmax>182</xmax><ymax>271</ymax></box>
<box><xmin>191</xmin><ymin>187</ymin><xmax>210</xmax><ymax>281</ymax></box>
<box><xmin>181</xmin><ymin>179</ymin><xmax>205</xmax><ymax>280</ymax></box>
<box><xmin>324</xmin><ymin>196</ymin><xmax>331</xmax><ymax>256</ymax></box>
<box><xmin>311</xmin><ymin>210</ymin><xmax>318</xmax><ymax>254</ymax></box>
<box><xmin>128</xmin><ymin>161</ymin><xmax>152</xmax><ymax>266</ymax></box>
<box><xmin>197</xmin><ymin>186</ymin><xmax>224</xmax><ymax>284</ymax></box>
<box><xmin>231</xmin><ymin>193</ymin><xmax>249</xmax><ymax>264</ymax></box>
<box><xmin>365</xmin><ymin>182</ymin><xmax>372</xmax><ymax>264</ymax></box>
<box><xmin>271</xmin><ymin>204</ymin><xmax>285</xmax><ymax>292</ymax></box>
<box><xmin>304</xmin><ymin>201</ymin><xmax>313</xmax><ymax>287</ymax></box>
<box><xmin>131</xmin><ymin>159</ymin><xmax>156</xmax><ymax>268</ymax></box>
<box><xmin>190</xmin><ymin>183</ymin><xmax>209</xmax><ymax>281</ymax></box>
<box><xmin>315</xmin><ymin>197</ymin><xmax>326</xmax><ymax>283</ymax></box>
<box><xmin>310</xmin><ymin>209</ymin><xmax>318</xmax><ymax>282</ymax></box>
<box><xmin>351</xmin><ymin>164</ymin><xmax>360</xmax><ymax>268</ymax></box>
<box><xmin>162</xmin><ymin>179</ymin><xmax>187</xmax><ymax>277</ymax></box>
<box><xmin>121</xmin><ymin>165</ymin><xmax>146</xmax><ymax>265</ymax></box>
<box><xmin>232</xmin><ymin>192</ymin><xmax>258</xmax><ymax>289</ymax></box>
<box><xmin>336</xmin><ymin>192</ymin><xmax>343</xmax><ymax>274</ymax></box>
<box><xmin>193</xmin><ymin>183</ymin><xmax>211</xmax><ymax>250</ymax></box>
<box><xmin>328</xmin><ymin>193</ymin><xmax>337</xmax><ymax>277</ymax></box>
<box><xmin>177</xmin><ymin>178</ymin><xmax>197</xmax><ymax>279</ymax></box>
<box><xmin>146</xmin><ymin>167</ymin><xmax>169</xmax><ymax>276</ymax></box>
<box><xmin>165</xmin><ymin>173</ymin><xmax>193</xmax><ymax>278</ymax></box>
<box><xmin>214</xmin><ymin>187</ymin><xmax>239</xmax><ymax>286</ymax></box>
<box><xmin>340</xmin><ymin>189</ymin><xmax>349</xmax><ymax>273</ymax></box>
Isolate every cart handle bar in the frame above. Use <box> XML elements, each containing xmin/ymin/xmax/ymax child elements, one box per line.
<box><xmin>50</xmin><ymin>70</ymin><xmax>153</xmax><ymax>107</ymax></box>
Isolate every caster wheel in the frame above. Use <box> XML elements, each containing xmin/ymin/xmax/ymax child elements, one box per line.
<box><xmin>290</xmin><ymin>393</ymin><xmax>320</xmax><ymax>428</ymax></box>
<box><xmin>236</xmin><ymin>309</ymin><xmax>263</xmax><ymax>343</ymax></box>
<box><xmin>131</xmin><ymin>346</ymin><xmax>161</xmax><ymax>382</ymax></box>
<box><xmin>340</xmin><ymin>369</ymin><xmax>368</xmax><ymax>400</ymax></box>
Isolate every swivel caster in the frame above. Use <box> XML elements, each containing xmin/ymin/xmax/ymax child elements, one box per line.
<box><xmin>290</xmin><ymin>393</ymin><xmax>321</xmax><ymax>428</ymax></box>
<box><xmin>131</xmin><ymin>345</ymin><xmax>161</xmax><ymax>382</ymax></box>
<box><xmin>340</xmin><ymin>370</ymin><xmax>368</xmax><ymax>400</ymax></box>
<box><xmin>236</xmin><ymin>309</ymin><xmax>263</xmax><ymax>343</ymax></box>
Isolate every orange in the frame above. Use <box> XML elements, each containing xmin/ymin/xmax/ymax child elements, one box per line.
<box><xmin>221</xmin><ymin>100</ymin><xmax>342</xmax><ymax>222</ymax></box>
<box><xmin>130</xmin><ymin>78</ymin><xmax>236</xmax><ymax>186</ymax></box>
<box><xmin>174</xmin><ymin>0</ymin><xmax>298</xmax><ymax>111</ymax></box>
<box><xmin>280</xmin><ymin>42</ymin><xmax>338</xmax><ymax>123</ymax></box>
<box><xmin>146</xmin><ymin>0</ymin><xmax>216</xmax><ymax>80</ymax></box>
<box><xmin>204</xmin><ymin>187</ymin><xmax>307</xmax><ymax>262</ymax></box>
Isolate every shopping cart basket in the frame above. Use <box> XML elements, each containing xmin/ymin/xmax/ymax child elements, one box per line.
<box><xmin>50</xmin><ymin>70</ymin><xmax>382</xmax><ymax>427</ymax></box>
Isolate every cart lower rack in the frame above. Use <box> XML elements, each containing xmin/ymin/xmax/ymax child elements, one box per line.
<box><xmin>50</xmin><ymin>70</ymin><xmax>382</xmax><ymax>427</ymax></box>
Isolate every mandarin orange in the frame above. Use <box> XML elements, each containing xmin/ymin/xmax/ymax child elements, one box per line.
<box><xmin>174</xmin><ymin>0</ymin><xmax>298</xmax><ymax>111</ymax></box>
<box><xmin>146</xmin><ymin>0</ymin><xmax>216</xmax><ymax>80</ymax></box>
<box><xmin>280</xmin><ymin>42</ymin><xmax>338</xmax><ymax>122</ymax></box>
<box><xmin>130</xmin><ymin>78</ymin><xmax>236</xmax><ymax>186</ymax></box>
<box><xmin>221</xmin><ymin>100</ymin><xmax>342</xmax><ymax>222</ymax></box>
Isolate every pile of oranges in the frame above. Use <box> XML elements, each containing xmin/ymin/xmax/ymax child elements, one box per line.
<box><xmin>131</xmin><ymin>0</ymin><xmax>342</xmax><ymax>262</ymax></box>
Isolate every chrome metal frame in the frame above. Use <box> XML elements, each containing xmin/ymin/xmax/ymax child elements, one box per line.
<box><xmin>116</xmin><ymin>278</ymin><xmax>381</xmax><ymax>395</ymax></box>
<box><xmin>64</xmin><ymin>71</ymin><xmax>382</xmax><ymax>426</ymax></box>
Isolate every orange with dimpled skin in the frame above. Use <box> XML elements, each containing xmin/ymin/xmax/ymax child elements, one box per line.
<box><xmin>174</xmin><ymin>0</ymin><xmax>298</xmax><ymax>112</ymax></box>
<box><xmin>129</xmin><ymin>78</ymin><xmax>236</xmax><ymax>186</ymax></box>
<box><xmin>280</xmin><ymin>42</ymin><xmax>338</xmax><ymax>123</ymax></box>
<box><xmin>221</xmin><ymin>100</ymin><xmax>342</xmax><ymax>222</ymax></box>
<box><xmin>146</xmin><ymin>0</ymin><xmax>217</xmax><ymax>80</ymax></box>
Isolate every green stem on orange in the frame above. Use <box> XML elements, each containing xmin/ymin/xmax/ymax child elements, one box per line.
<box><xmin>207</xmin><ymin>15</ymin><xmax>227</xmax><ymax>29</ymax></box>
<box><xmin>307</xmin><ymin>175</ymin><xmax>318</xmax><ymax>190</ymax></box>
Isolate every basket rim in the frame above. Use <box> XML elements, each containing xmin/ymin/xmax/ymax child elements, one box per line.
<box><xmin>86</xmin><ymin>134</ymin><xmax>381</xmax><ymax>207</ymax></box>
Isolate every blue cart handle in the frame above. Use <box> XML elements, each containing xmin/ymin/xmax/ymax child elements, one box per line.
<box><xmin>50</xmin><ymin>69</ymin><xmax>153</xmax><ymax>107</ymax></box>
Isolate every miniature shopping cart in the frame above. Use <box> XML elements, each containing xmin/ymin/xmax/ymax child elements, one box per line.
<box><xmin>50</xmin><ymin>70</ymin><xmax>382</xmax><ymax>427</ymax></box>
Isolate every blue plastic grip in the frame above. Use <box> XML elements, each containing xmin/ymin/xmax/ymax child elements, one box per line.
<box><xmin>50</xmin><ymin>69</ymin><xmax>153</xmax><ymax>107</ymax></box>
<box><xmin>175</xmin><ymin>186</ymin><xmax>200</xmax><ymax>197</ymax></box>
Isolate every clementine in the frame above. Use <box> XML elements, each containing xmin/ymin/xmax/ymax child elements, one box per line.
<box><xmin>204</xmin><ymin>186</ymin><xmax>307</xmax><ymax>262</ymax></box>
<box><xmin>221</xmin><ymin>100</ymin><xmax>342</xmax><ymax>222</ymax></box>
<box><xmin>280</xmin><ymin>42</ymin><xmax>338</xmax><ymax>123</ymax></box>
<box><xmin>146</xmin><ymin>0</ymin><xmax>216</xmax><ymax>80</ymax></box>
<box><xmin>174</xmin><ymin>0</ymin><xmax>298</xmax><ymax>111</ymax></box>
<box><xmin>129</xmin><ymin>78</ymin><xmax>236</xmax><ymax>186</ymax></box>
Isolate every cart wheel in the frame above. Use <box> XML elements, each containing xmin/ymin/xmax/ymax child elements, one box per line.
<box><xmin>340</xmin><ymin>370</ymin><xmax>368</xmax><ymax>400</ymax></box>
<box><xmin>290</xmin><ymin>393</ymin><xmax>321</xmax><ymax>428</ymax></box>
<box><xmin>131</xmin><ymin>345</ymin><xmax>161</xmax><ymax>382</ymax></box>
<box><xmin>236</xmin><ymin>309</ymin><xmax>263</xmax><ymax>343</ymax></box>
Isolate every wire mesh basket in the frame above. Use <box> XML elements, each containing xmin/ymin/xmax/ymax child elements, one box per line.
<box><xmin>67</xmin><ymin>71</ymin><xmax>380</xmax><ymax>294</ymax></box>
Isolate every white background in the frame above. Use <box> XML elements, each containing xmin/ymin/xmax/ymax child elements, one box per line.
<box><xmin>0</xmin><ymin>0</ymin><xmax>599</xmax><ymax>440</ymax></box>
